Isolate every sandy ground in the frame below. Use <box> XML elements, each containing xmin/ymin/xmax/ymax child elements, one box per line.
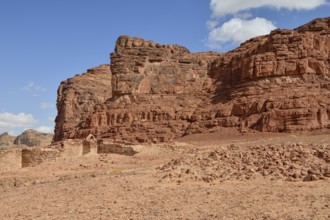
<box><xmin>0</xmin><ymin>129</ymin><xmax>329</xmax><ymax>219</ymax></box>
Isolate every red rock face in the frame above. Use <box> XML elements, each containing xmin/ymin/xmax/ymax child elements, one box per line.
<box><xmin>197</xmin><ymin>17</ymin><xmax>330</xmax><ymax>134</ymax></box>
<box><xmin>54</xmin><ymin>64</ymin><xmax>112</xmax><ymax>141</ymax></box>
<box><xmin>54</xmin><ymin>17</ymin><xmax>330</xmax><ymax>143</ymax></box>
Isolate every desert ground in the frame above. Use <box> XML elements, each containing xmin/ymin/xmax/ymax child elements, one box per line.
<box><xmin>0</xmin><ymin>128</ymin><xmax>329</xmax><ymax>219</ymax></box>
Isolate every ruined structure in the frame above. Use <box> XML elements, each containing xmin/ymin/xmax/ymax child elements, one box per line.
<box><xmin>54</xmin><ymin>17</ymin><xmax>330</xmax><ymax>143</ymax></box>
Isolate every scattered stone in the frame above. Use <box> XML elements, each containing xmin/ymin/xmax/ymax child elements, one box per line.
<box><xmin>158</xmin><ymin>143</ymin><xmax>330</xmax><ymax>183</ymax></box>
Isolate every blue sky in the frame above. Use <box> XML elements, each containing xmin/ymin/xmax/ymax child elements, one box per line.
<box><xmin>0</xmin><ymin>0</ymin><xmax>329</xmax><ymax>135</ymax></box>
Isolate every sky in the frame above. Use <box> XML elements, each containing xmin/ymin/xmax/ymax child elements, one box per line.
<box><xmin>0</xmin><ymin>0</ymin><xmax>329</xmax><ymax>136</ymax></box>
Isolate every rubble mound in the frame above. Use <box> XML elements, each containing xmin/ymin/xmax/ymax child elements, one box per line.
<box><xmin>158</xmin><ymin>143</ymin><xmax>330</xmax><ymax>183</ymax></box>
<box><xmin>55</xmin><ymin>17</ymin><xmax>330</xmax><ymax>143</ymax></box>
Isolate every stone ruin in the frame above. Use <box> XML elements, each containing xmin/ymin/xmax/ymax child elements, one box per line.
<box><xmin>0</xmin><ymin>136</ymin><xmax>142</xmax><ymax>172</ymax></box>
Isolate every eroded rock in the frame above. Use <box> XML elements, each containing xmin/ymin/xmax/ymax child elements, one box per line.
<box><xmin>54</xmin><ymin>17</ymin><xmax>330</xmax><ymax>143</ymax></box>
<box><xmin>0</xmin><ymin>132</ymin><xmax>16</xmax><ymax>148</ymax></box>
<box><xmin>14</xmin><ymin>129</ymin><xmax>53</xmax><ymax>147</ymax></box>
<box><xmin>54</xmin><ymin>64</ymin><xmax>112</xmax><ymax>141</ymax></box>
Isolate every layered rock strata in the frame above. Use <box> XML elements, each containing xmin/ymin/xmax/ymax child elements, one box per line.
<box><xmin>14</xmin><ymin>129</ymin><xmax>53</xmax><ymax>147</ymax></box>
<box><xmin>55</xmin><ymin>17</ymin><xmax>330</xmax><ymax>143</ymax></box>
<box><xmin>54</xmin><ymin>64</ymin><xmax>112</xmax><ymax>141</ymax></box>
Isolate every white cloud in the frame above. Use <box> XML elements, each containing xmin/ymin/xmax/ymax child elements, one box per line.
<box><xmin>207</xmin><ymin>17</ymin><xmax>276</xmax><ymax>49</ymax></box>
<box><xmin>210</xmin><ymin>0</ymin><xmax>328</xmax><ymax>17</ymax></box>
<box><xmin>0</xmin><ymin>112</ymin><xmax>38</xmax><ymax>130</ymax></box>
<box><xmin>21</xmin><ymin>82</ymin><xmax>47</xmax><ymax>93</ymax></box>
<box><xmin>40</xmin><ymin>102</ymin><xmax>54</xmax><ymax>110</ymax></box>
<box><xmin>206</xmin><ymin>0</ymin><xmax>328</xmax><ymax>50</ymax></box>
<box><xmin>48</xmin><ymin>116</ymin><xmax>55</xmax><ymax>122</ymax></box>
<box><xmin>206</xmin><ymin>20</ymin><xmax>219</xmax><ymax>30</ymax></box>
<box><xmin>35</xmin><ymin>126</ymin><xmax>54</xmax><ymax>134</ymax></box>
<box><xmin>234</xmin><ymin>12</ymin><xmax>253</xmax><ymax>20</ymax></box>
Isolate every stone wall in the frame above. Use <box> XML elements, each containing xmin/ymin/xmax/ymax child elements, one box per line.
<box><xmin>82</xmin><ymin>139</ymin><xmax>97</xmax><ymax>155</ymax></box>
<box><xmin>97</xmin><ymin>139</ymin><xmax>140</xmax><ymax>156</ymax></box>
<box><xmin>21</xmin><ymin>148</ymin><xmax>60</xmax><ymax>167</ymax></box>
<box><xmin>0</xmin><ymin>138</ymin><xmax>141</xmax><ymax>172</ymax></box>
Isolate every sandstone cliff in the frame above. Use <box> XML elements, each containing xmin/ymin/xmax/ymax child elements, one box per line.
<box><xmin>54</xmin><ymin>17</ymin><xmax>330</xmax><ymax>143</ymax></box>
<box><xmin>54</xmin><ymin>64</ymin><xmax>112</xmax><ymax>141</ymax></box>
<box><xmin>189</xmin><ymin>17</ymin><xmax>330</xmax><ymax>134</ymax></box>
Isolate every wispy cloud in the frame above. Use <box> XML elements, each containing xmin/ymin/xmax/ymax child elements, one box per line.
<box><xmin>40</xmin><ymin>102</ymin><xmax>54</xmax><ymax>110</ymax></box>
<box><xmin>210</xmin><ymin>0</ymin><xmax>328</xmax><ymax>17</ymax></box>
<box><xmin>21</xmin><ymin>82</ymin><xmax>47</xmax><ymax>95</ymax></box>
<box><xmin>48</xmin><ymin>116</ymin><xmax>55</xmax><ymax>122</ymax></box>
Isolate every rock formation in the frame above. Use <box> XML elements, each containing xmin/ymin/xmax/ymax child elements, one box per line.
<box><xmin>14</xmin><ymin>129</ymin><xmax>53</xmax><ymax>147</ymax></box>
<box><xmin>55</xmin><ymin>64</ymin><xmax>112</xmax><ymax>141</ymax></box>
<box><xmin>0</xmin><ymin>132</ymin><xmax>16</xmax><ymax>147</ymax></box>
<box><xmin>190</xmin><ymin>17</ymin><xmax>330</xmax><ymax>134</ymax></box>
<box><xmin>54</xmin><ymin>17</ymin><xmax>330</xmax><ymax>143</ymax></box>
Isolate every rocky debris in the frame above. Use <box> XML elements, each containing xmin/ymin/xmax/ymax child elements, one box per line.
<box><xmin>157</xmin><ymin>143</ymin><xmax>330</xmax><ymax>183</ymax></box>
<box><xmin>55</xmin><ymin>17</ymin><xmax>330</xmax><ymax>143</ymax></box>
<box><xmin>0</xmin><ymin>132</ymin><xmax>16</xmax><ymax>148</ymax></box>
<box><xmin>14</xmin><ymin>129</ymin><xmax>53</xmax><ymax>147</ymax></box>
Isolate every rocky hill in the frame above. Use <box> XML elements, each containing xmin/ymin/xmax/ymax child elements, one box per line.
<box><xmin>0</xmin><ymin>129</ymin><xmax>53</xmax><ymax>149</ymax></box>
<box><xmin>14</xmin><ymin>129</ymin><xmax>53</xmax><ymax>147</ymax></box>
<box><xmin>0</xmin><ymin>132</ymin><xmax>16</xmax><ymax>148</ymax></box>
<box><xmin>54</xmin><ymin>17</ymin><xmax>330</xmax><ymax>143</ymax></box>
